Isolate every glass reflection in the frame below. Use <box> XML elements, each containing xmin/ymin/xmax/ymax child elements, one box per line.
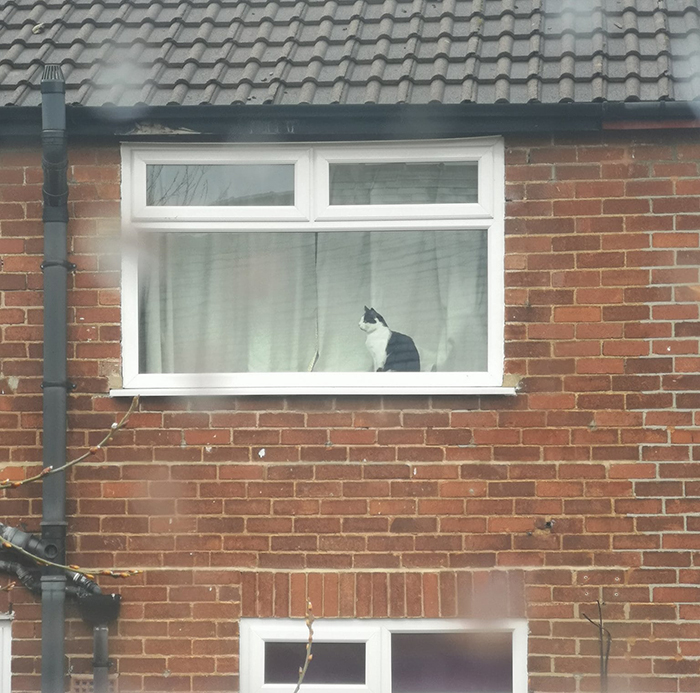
<box><xmin>146</xmin><ymin>164</ymin><xmax>294</xmax><ymax>206</ymax></box>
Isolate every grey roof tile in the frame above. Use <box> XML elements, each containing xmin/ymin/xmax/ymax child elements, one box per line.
<box><xmin>1</xmin><ymin>0</ymin><xmax>700</xmax><ymax>107</ymax></box>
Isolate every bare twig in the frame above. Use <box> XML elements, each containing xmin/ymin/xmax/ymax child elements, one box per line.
<box><xmin>1</xmin><ymin>396</ymin><xmax>139</xmax><ymax>490</ymax></box>
<box><xmin>583</xmin><ymin>600</ymin><xmax>612</xmax><ymax>693</ymax></box>
<box><xmin>292</xmin><ymin>600</ymin><xmax>315</xmax><ymax>693</ymax></box>
<box><xmin>0</xmin><ymin>396</ymin><xmax>142</xmax><ymax>583</ymax></box>
<box><xmin>0</xmin><ymin>581</ymin><xmax>16</xmax><ymax>592</ymax></box>
<box><xmin>0</xmin><ymin>535</ymin><xmax>141</xmax><ymax>581</ymax></box>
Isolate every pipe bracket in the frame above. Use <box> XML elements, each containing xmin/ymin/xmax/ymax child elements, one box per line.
<box><xmin>41</xmin><ymin>260</ymin><xmax>76</xmax><ymax>271</ymax></box>
<box><xmin>41</xmin><ymin>381</ymin><xmax>76</xmax><ymax>391</ymax></box>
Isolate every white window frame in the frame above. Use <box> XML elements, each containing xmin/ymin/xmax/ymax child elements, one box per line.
<box><xmin>0</xmin><ymin>614</ymin><xmax>11</xmax><ymax>693</ymax></box>
<box><xmin>240</xmin><ymin>618</ymin><xmax>528</xmax><ymax>693</ymax></box>
<box><xmin>313</xmin><ymin>141</ymin><xmax>495</xmax><ymax>221</ymax></box>
<box><xmin>116</xmin><ymin>138</ymin><xmax>511</xmax><ymax>397</ymax></box>
<box><xmin>126</xmin><ymin>146</ymin><xmax>311</xmax><ymax>222</ymax></box>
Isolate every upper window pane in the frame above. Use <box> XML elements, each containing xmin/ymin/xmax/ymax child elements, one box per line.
<box><xmin>391</xmin><ymin>632</ymin><xmax>512</xmax><ymax>693</ymax></box>
<box><xmin>329</xmin><ymin>162</ymin><xmax>478</xmax><ymax>205</ymax></box>
<box><xmin>264</xmin><ymin>642</ymin><xmax>365</xmax><ymax>684</ymax></box>
<box><xmin>146</xmin><ymin>164</ymin><xmax>294</xmax><ymax>206</ymax></box>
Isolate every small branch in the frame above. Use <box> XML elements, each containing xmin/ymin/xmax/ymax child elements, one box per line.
<box><xmin>0</xmin><ymin>581</ymin><xmax>16</xmax><ymax>593</ymax></box>
<box><xmin>582</xmin><ymin>613</ymin><xmax>599</xmax><ymax>628</ymax></box>
<box><xmin>583</xmin><ymin>600</ymin><xmax>612</xmax><ymax>693</ymax></box>
<box><xmin>583</xmin><ymin>610</ymin><xmax>613</xmax><ymax>646</ymax></box>
<box><xmin>292</xmin><ymin>601</ymin><xmax>315</xmax><ymax>693</ymax></box>
<box><xmin>1</xmin><ymin>396</ymin><xmax>139</xmax><ymax>490</ymax></box>
<box><xmin>1</xmin><ymin>536</ymin><xmax>141</xmax><ymax>581</ymax></box>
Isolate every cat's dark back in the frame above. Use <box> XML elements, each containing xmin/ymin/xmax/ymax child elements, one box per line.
<box><xmin>384</xmin><ymin>330</ymin><xmax>421</xmax><ymax>371</ymax></box>
<box><xmin>361</xmin><ymin>307</ymin><xmax>420</xmax><ymax>372</ymax></box>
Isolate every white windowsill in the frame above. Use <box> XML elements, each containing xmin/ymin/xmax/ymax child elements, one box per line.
<box><xmin>110</xmin><ymin>385</ymin><xmax>518</xmax><ymax>397</ymax></box>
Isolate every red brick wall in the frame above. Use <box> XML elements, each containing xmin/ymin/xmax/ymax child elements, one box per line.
<box><xmin>0</xmin><ymin>131</ymin><xmax>699</xmax><ymax>693</ymax></box>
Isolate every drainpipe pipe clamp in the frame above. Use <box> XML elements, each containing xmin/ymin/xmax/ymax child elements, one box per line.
<box><xmin>41</xmin><ymin>381</ymin><xmax>76</xmax><ymax>391</ymax></box>
<box><xmin>40</xmin><ymin>260</ymin><xmax>76</xmax><ymax>272</ymax></box>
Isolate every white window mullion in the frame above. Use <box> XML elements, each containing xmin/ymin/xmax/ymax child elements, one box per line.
<box><xmin>511</xmin><ymin>620</ymin><xmax>529</xmax><ymax>693</ymax></box>
<box><xmin>379</xmin><ymin>625</ymin><xmax>392</xmax><ymax>693</ymax></box>
<box><xmin>487</xmin><ymin>217</ymin><xmax>506</xmax><ymax>384</ymax></box>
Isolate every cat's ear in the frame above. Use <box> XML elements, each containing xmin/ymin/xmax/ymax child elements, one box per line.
<box><xmin>364</xmin><ymin>306</ymin><xmax>369</xmax><ymax>312</ymax></box>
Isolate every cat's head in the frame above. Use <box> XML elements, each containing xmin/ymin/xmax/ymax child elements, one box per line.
<box><xmin>359</xmin><ymin>306</ymin><xmax>388</xmax><ymax>332</ymax></box>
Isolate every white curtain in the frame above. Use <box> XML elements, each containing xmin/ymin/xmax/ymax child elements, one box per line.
<box><xmin>139</xmin><ymin>230</ymin><xmax>487</xmax><ymax>374</ymax></box>
<box><xmin>140</xmin><ymin>233</ymin><xmax>318</xmax><ymax>373</ymax></box>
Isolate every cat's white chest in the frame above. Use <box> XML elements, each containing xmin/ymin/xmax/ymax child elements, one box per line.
<box><xmin>365</xmin><ymin>328</ymin><xmax>390</xmax><ymax>371</ymax></box>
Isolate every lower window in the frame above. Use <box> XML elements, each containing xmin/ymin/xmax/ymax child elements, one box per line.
<box><xmin>0</xmin><ymin>615</ymin><xmax>10</xmax><ymax>693</ymax></box>
<box><xmin>240</xmin><ymin>618</ymin><xmax>528</xmax><ymax>693</ymax></box>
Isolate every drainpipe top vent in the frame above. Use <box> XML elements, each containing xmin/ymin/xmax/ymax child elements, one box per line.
<box><xmin>41</xmin><ymin>63</ymin><xmax>68</xmax><ymax>217</ymax></box>
<box><xmin>41</xmin><ymin>65</ymin><xmax>65</xmax><ymax>93</ymax></box>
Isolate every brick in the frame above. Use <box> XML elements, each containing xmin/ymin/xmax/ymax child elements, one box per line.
<box><xmin>553</xmin><ymin>306</ymin><xmax>600</xmax><ymax>322</ymax></box>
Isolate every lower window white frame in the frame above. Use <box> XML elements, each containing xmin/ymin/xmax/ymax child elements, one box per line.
<box><xmin>240</xmin><ymin>618</ymin><xmax>528</xmax><ymax>693</ymax></box>
<box><xmin>0</xmin><ymin>614</ymin><xmax>11</xmax><ymax>693</ymax></box>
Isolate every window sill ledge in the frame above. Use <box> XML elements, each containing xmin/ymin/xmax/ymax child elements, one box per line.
<box><xmin>110</xmin><ymin>386</ymin><xmax>518</xmax><ymax>397</ymax></box>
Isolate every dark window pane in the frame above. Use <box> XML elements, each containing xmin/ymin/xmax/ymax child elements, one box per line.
<box><xmin>146</xmin><ymin>164</ymin><xmax>294</xmax><ymax>206</ymax></box>
<box><xmin>392</xmin><ymin>632</ymin><xmax>512</xmax><ymax>693</ymax></box>
<box><xmin>264</xmin><ymin>642</ymin><xmax>365</xmax><ymax>684</ymax></box>
<box><xmin>329</xmin><ymin>162</ymin><xmax>478</xmax><ymax>205</ymax></box>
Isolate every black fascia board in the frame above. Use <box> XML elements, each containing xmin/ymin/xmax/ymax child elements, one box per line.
<box><xmin>103</xmin><ymin>103</ymin><xmax>605</xmax><ymax>140</ymax></box>
<box><xmin>601</xmin><ymin>100</ymin><xmax>700</xmax><ymax>121</ymax></box>
<box><xmin>0</xmin><ymin>101</ymin><xmax>697</xmax><ymax>141</ymax></box>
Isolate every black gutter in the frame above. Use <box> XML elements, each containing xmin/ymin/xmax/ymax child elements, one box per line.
<box><xmin>601</xmin><ymin>100</ymin><xmax>700</xmax><ymax>122</ymax></box>
<box><xmin>0</xmin><ymin>100</ymin><xmax>698</xmax><ymax>140</ymax></box>
<box><xmin>40</xmin><ymin>65</ymin><xmax>70</xmax><ymax>693</ymax></box>
<box><xmin>69</xmin><ymin>102</ymin><xmax>606</xmax><ymax>139</ymax></box>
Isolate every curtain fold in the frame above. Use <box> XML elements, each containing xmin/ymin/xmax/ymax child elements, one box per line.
<box><xmin>140</xmin><ymin>232</ymin><xmax>318</xmax><ymax>373</ymax></box>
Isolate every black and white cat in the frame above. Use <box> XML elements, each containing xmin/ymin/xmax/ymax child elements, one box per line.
<box><xmin>359</xmin><ymin>306</ymin><xmax>420</xmax><ymax>372</ymax></box>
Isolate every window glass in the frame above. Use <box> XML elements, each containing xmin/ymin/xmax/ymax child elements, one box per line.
<box><xmin>329</xmin><ymin>162</ymin><xmax>478</xmax><ymax>205</ymax></box>
<box><xmin>137</xmin><ymin>230</ymin><xmax>488</xmax><ymax>374</ymax></box>
<box><xmin>391</xmin><ymin>632</ymin><xmax>513</xmax><ymax>693</ymax></box>
<box><xmin>264</xmin><ymin>642</ymin><xmax>365</xmax><ymax>684</ymax></box>
<box><xmin>146</xmin><ymin>164</ymin><xmax>294</xmax><ymax>206</ymax></box>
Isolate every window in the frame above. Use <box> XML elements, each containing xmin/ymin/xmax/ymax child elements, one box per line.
<box><xmin>119</xmin><ymin>138</ymin><xmax>506</xmax><ymax>396</ymax></box>
<box><xmin>240</xmin><ymin>618</ymin><xmax>528</xmax><ymax>693</ymax></box>
<box><xmin>0</xmin><ymin>615</ymin><xmax>10</xmax><ymax>693</ymax></box>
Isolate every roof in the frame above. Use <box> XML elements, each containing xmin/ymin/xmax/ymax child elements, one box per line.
<box><xmin>1</xmin><ymin>0</ymin><xmax>699</xmax><ymax>108</ymax></box>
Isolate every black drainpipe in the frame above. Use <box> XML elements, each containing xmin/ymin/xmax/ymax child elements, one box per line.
<box><xmin>40</xmin><ymin>64</ymin><xmax>71</xmax><ymax>693</ymax></box>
